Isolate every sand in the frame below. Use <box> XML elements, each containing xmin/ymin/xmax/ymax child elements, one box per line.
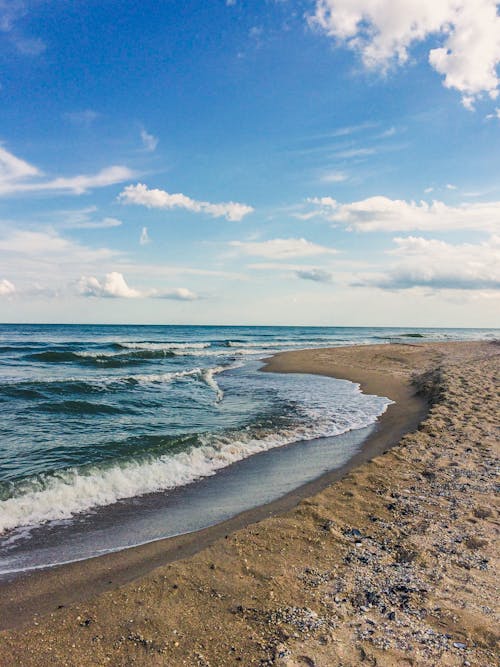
<box><xmin>0</xmin><ymin>341</ymin><xmax>498</xmax><ymax>666</ymax></box>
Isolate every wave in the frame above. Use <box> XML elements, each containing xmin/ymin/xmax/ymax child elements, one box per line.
<box><xmin>225</xmin><ymin>340</ymin><xmax>339</xmax><ymax>349</ymax></box>
<box><xmin>113</xmin><ymin>341</ymin><xmax>211</xmax><ymax>351</ymax></box>
<box><xmin>0</xmin><ymin>366</ymin><xmax>227</xmax><ymax>399</ymax></box>
<box><xmin>0</xmin><ymin>400</ymin><xmax>388</xmax><ymax>534</ymax></box>
<box><xmin>25</xmin><ymin>351</ymin><xmax>138</xmax><ymax>366</ymax></box>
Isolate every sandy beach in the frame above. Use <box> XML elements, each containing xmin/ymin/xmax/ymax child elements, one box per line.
<box><xmin>0</xmin><ymin>341</ymin><xmax>498</xmax><ymax>666</ymax></box>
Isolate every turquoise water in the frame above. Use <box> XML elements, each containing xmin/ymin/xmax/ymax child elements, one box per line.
<box><xmin>0</xmin><ymin>324</ymin><xmax>496</xmax><ymax>568</ymax></box>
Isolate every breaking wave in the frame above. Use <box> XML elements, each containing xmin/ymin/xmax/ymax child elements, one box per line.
<box><xmin>0</xmin><ymin>398</ymin><xmax>387</xmax><ymax>534</ymax></box>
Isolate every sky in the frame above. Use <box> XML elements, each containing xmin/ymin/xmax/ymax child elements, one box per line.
<box><xmin>0</xmin><ymin>0</ymin><xmax>500</xmax><ymax>327</ymax></box>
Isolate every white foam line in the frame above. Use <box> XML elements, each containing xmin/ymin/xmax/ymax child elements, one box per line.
<box><xmin>0</xmin><ymin>398</ymin><xmax>390</xmax><ymax>535</ymax></box>
<box><xmin>3</xmin><ymin>365</ymin><xmax>230</xmax><ymax>392</ymax></box>
<box><xmin>117</xmin><ymin>342</ymin><xmax>211</xmax><ymax>350</ymax></box>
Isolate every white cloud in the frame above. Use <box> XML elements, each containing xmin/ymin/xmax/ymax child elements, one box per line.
<box><xmin>78</xmin><ymin>272</ymin><xmax>198</xmax><ymax>300</ymax></box>
<box><xmin>63</xmin><ymin>110</ymin><xmax>100</xmax><ymax>126</ymax></box>
<box><xmin>229</xmin><ymin>237</ymin><xmax>338</xmax><ymax>259</ymax></box>
<box><xmin>309</xmin><ymin>0</ymin><xmax>500</xmax><ymax>108</ymax></box>
<box><xmin>321</xmin><ymin>170</ymin><xmax>348</xmax><ymax>183</ymax></box>
<box><xmin>64</xmin><ymin>215</ymin><xmax>122</xmax><ymax>230</ymax></box>
<box><xmin>139</xmin><ymin>226</ymin><xmax>150</xmax><ymax>245</ymax></box>
<box><xmin>486</xmin><ymin>107</ymin><xmax>500</xmax><ymax>120</ymax></box>
<box><xmin>373</xmin><ymin>235</ymin><xmax>500</xmax><ymax>290</ymax></box>
<box><xmin>446</xmin><ymin>183</ymin><xmax>458</xmax><ymax>190</ymax></box>
<box><xmin>0</xmin><ymin>0</ymin><xmax>46</xmax><ymax>55</ymax></box>
<box><xmin>78</xmin><ymin>272</ymin><xmax>142</xmax><ymax>299</ymax></box>
<box><xmin>0</xmin><ymin>1</ymin><xmax>24</xmax><ymax>32</ymax></box>
<box><xmin>140</xmin><ymin>128</ymin><xmax>158</xmax><ymax>152</ymax></box>
<box><xmin>0</xmin><ymin>278</ymin><xmax>15</xmax><ymax>296</ymax></box>
<box><xmin>0</xmin><ymin>229</ymin><xmax>120</xmax><ymax>293</ymax></box>
<box><xmin>0</xmin><ymin>145</ymin><xmax>134</xmax><ymax>196</ymax></box>
<box><xmin>43</xmin><ymin>207</ymin><xmax>122</xmax><ymax>230</ymax></box>
<box><xmin>12</xmin><ymin>35</ymin><xmax>45</xmax><ymax>55</ymax></box>
<box><xmin>307</xmin><ymin>195</ymin><xmax>500</xmax><ymax>232</ymax></box>
<box><xmin>333</xmin><ymin>147</ymin><xmax>375</xmax><ymax>159</ymax></box>
<box><xmin>296</xmin><ymin>268</ymin><xmax>333</xmax><ymax>283</ymax></box>
<box><xmin>0</xmin><ymin>144</ymin><xmax>40</xmax><ymax>182</ymax></box>
<box><xmin>154</xmin><ymin>287</ymin><xmax>198</xmax><ymax>301</ymax></box>
<box><xmin>0</xmin><ymin>229</ymin><xmax>117</xmax><ymax>262</ymax></box>
<box><xmin>328</xmin><ymin>121</ymin><xmax>378</xmax><ymax>137</ymax></box>
<box><xmin>75</xmin><ymin>217</ymin><xmax>122</xmax><ymax>229</ymax></box>
<box><xmin>119</xmin><ymin>183</ymin><xmax>254</xmax><ymax>222</ymax></box>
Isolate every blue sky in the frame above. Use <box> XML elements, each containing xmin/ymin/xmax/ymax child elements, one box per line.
<box><xmin>1</xmin><ymin>0</ymin><xmax>499</xmax><ymax>326</ymax></box>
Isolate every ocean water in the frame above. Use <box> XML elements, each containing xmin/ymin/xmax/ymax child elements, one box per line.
<box><xmin>0</xmin><ymin>324</ymin><xmax>496</xmax><ymax>572</ymax></box>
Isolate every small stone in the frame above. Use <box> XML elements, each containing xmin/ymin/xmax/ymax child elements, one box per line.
<box><xmin>453</xmin><ymin>642</ymin><xmax>467</xmax><ymax>649</ymax></box>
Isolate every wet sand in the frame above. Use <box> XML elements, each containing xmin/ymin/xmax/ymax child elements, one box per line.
<box><xmin>0</xmin><ymin>341</ymin><xmax>498</xmax><ymax>666</ymax></box>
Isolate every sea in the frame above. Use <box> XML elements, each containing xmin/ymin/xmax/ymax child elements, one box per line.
<box><xmin>0</xmin><ymin>324</ymin><xmax>496</xmax><ymax>575</ymax></box>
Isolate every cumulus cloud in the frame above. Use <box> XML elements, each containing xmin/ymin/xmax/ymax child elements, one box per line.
<box><xmin>373</xmin><ymin>235</ymin><xmax>500</xmax><ymax>290</ymax></box>
<box><xmin>78</xmin><ymin>272</ymin><xmax>198</xmax><ymax>300</ymax></box>
<box><xmin>0</xmin><ymin>145</ymin><xmax>134</xmax><ymax>196</ymax></box>
<box><xmin>118</xmin><ymin>183</ymin><xmax>254</xmax><ymax>222</ymax></box>
<box><xmin>78</xmin><ymin>272</ymin><xmax>142</xmax><ymax>299</ymax></box>
<box><xmin>140</xmin><ymin>129</ymin><xmax>158</xmax><ymax>152</ymax></box>
<box><xmin>307</xmin><ymin>195</ymin><xmax>500</xmax><ymax>232</ymax></box>
<box><xmin>229</xmin><ymin>237</ymin><xmax>338</xmax><ymax>259</ymax></box>
<box><xmin>309</xmin><ymin>0</ymin><xmax>500</xmax><ymax>108</ymax></box>
<box><xmin>295</xmin><ymin>268</ymin><xmax>333</xmax><ymax>283</ymax></box>
<box><xmin>0</xmin><ymin>278</ymin><xmax>15</xmax><ymax>296</ymax></box>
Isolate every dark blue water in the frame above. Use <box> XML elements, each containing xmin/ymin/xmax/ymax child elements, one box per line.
<box><xmin>0</xmin><ymin>324</ymin><xmax>496</xmax><ymax>571</ymax></box>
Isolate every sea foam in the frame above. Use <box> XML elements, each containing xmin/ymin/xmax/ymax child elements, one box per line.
<box><xmin>0</xmin><ymin>396</ymin><xmax>389</xmax><ymax>535</ymax></box>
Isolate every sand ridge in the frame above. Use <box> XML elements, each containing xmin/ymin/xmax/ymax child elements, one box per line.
<box><xmin>0</xmin><ymin>341</ymin><xmax>498</xmax><ymax>666</ymax></box>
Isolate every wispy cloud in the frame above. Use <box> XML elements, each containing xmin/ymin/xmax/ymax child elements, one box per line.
<box><xmin>0</xmin><ymin>145</ymin><xmax>135</xmax><ymax>196</ymax></box>
<box><xmin>332</xmin><ymin>147</ymin><xmax>376</xmax><ymax>159</ymax></box>
<box><xmin>320</xmin><ymin>170</ymin><xmax>348</xmax><ymax>183</ymax></box>
<box><xmin>119</xmin><ymin>183</ymin><xmax>254</xmax><ymax>222</ymax></box>
<box><xmin>0</xmin><ymin>229</ymin><xmax>118</xmax><ymax>263</ymax></box>
<box><xmin>0</xmin><ymin>0</ymin><xmax>46</xmax><ymax>56</ymax></box>
<box><xmin>54</xmin><ymin>207</ymin><xmax>123</xmax><ymax>230</ymax></box>
<box><xmin>0</xmin><ymin>278</ymin><xmax>15</xmax><ymax>296</ymax></box>
<box><xmin>63</xmin><ymin>110</ymin><xmax>100</xmax><ymax>127</ymax></box>
<box><xmin>139</xmin><ymin>227</ymin><xmax>150</xmax><ymax>245</ymax></box>
<box><xmin>229</xmin><ymin>237</ymin><xmax>338</xmax><ymax>259</ymax></box>
<box><xmin>140</xmin><ymin>128</ymin><xmax>158</xmax><ymax>152</ymax></box>
<box><xmin>486</xmin><ymin>108</ymin><xmax>500</xmax><ymax>120</ymax></box>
